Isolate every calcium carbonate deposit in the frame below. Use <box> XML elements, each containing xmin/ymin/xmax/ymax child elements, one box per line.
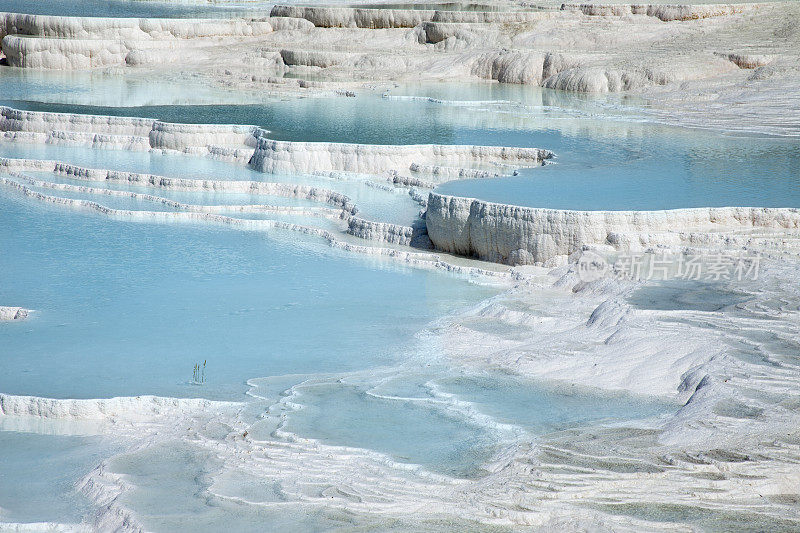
<box><xmin>1</xmin><ymin>1</ymin><xmax>799</xmax><ymax>531</ymax></box>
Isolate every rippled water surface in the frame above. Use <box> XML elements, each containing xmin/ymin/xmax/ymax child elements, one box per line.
<box><xmin>0</xmin><ymin>192</ymin><xmax>493</xmax><ymax>400</ymax></box>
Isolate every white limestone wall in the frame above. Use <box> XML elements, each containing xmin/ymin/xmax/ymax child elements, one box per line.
<box><xmin>425</xmin><ymin>192</ymin><xmax>800</xmax><ymax>264</ymax></box>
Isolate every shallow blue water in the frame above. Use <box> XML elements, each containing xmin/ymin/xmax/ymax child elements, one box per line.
<box><xmin>433</xmin><ymin>374</ymin><xmax>668</xmax><ymax>432</ymax></box>
<box><xmin>628</xmin><ymin>280</ymin><xmax>749</xmax><ymax>312</ymax></box>
<box><xmin>0</xmin><ymin>430</ymin><xmax>107</xmax><ymax>524</ymax></box>
<box><xmin>440</xmin><ymin>137</ymin><xmax>800</xmax><ymax>210</ymax></box>
<box><xmin>278</xmin><ymin>371</ymin><xmax>670</xmax><ymax>477</ymax></box>
<box><xmin>281</xmin><ymin>380</ymin><xmax>498</xmax><ymax>477</ymax></box>
<box><xmin>0</xmin><ymin>191</ymin><xmax>493</xmax><ymax>400</ymax></box>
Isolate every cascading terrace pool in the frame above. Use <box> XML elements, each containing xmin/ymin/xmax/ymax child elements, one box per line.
<box><xmin>1</xmin><ymin>3</ymin><xmax>800</xmax><ymax>532</ymax></box>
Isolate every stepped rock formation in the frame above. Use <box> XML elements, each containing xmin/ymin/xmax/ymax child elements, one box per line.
<box><xmin>3</xmin><ymin>104</ymin><xmax>800</xmax><ymax>265</ymax></box>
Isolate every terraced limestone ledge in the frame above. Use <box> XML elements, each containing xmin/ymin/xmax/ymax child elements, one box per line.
<box><xmin>249</xmin><ymin>137</ymin><xmax>551</xmax><ymax>175</ymax></box>
<box><xmin>0</xmin><ymin>107</ymin><xmax>552</xmax><ymax>177</ymax></box>
<box><xmin>425</xmin><ymin>192</ymin><xmax>800</xmax><ymax>265</ymax></box>
<box><xmin>0</xmin><ymin>157</ymin><xmax>359</xmax><ymax>215</ymax></box>
<box><xmin>0</xmin><ymin>172</ymin><xmax>510</xmax><ymax>280</ymax></box>
<box><xmin>0</xmin><ymin>106</ymin><xmax>259</xmax><ymax>155</ymax></box>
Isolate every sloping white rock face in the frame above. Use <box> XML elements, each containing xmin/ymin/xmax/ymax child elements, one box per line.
<box><xmin>0</xmin><ymin>306</ymin><xmax>28</xmax><ymax>321</ymax></box>
<box><xmin>425</xmin><ymin>193</ymin><xmax>800</xmax><ymax>265</ymax></box>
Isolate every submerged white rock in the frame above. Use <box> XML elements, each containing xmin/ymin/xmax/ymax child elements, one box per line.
<box><xmin>0</xmin><ymin>306</ymin><xmax>28</xmax><ymax>321</ymax></box>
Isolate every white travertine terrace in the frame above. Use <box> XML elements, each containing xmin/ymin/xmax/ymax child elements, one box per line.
<box><xmin>0</xmin><ymin>12</ymin><xmax>274</xmax><ymax>69</ymax></box>
<box><xmin>1</xmin><ymin>5</ymin><xmax>799</xmax><ymax>532</ymax></box>
<box><xmin>1</xmin><ymin>161</ymin><xmax>414</xmax><ymax>247</ymax></box>
<box><xmin>0</xmin><ymin>106</ymin><xmax>550</xmax><ymax>177</ymax></box>
<box><xmin>346</xmin><ymin>216</ymin><xmax>419</xmax><ymax>246</ymax></box>
<box><xmin>0</xmin><ymin>158</ymin><xmax>359</xmax><ymax>215</ymax></box>
<box><xmin>1</xmin><ymin>106</ymin><xmax>155</xmax><ymax>136</ymax></box>
<box><xmin>2</xmin><ymin>35</ymin><xmax>189</xmax><ymax>69</ymax></box>
<box><xmin>426</xmin><ymin>192</ymin><xmax>800</xmax><ymax>264</ymax></box>
<box><xmin>269</xmin><ymin>5</ymin><xmax>553</xmax><ymax>27</ymax></box>
<box><xmin>0</xmin><ymin>173</ymin><xmax>509</xmax><ymax>279</ymax></box>
<box><xmin>7</xmin><ymin>170</ymin><xmax>346</xmax><ymax>219</ymax></box>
